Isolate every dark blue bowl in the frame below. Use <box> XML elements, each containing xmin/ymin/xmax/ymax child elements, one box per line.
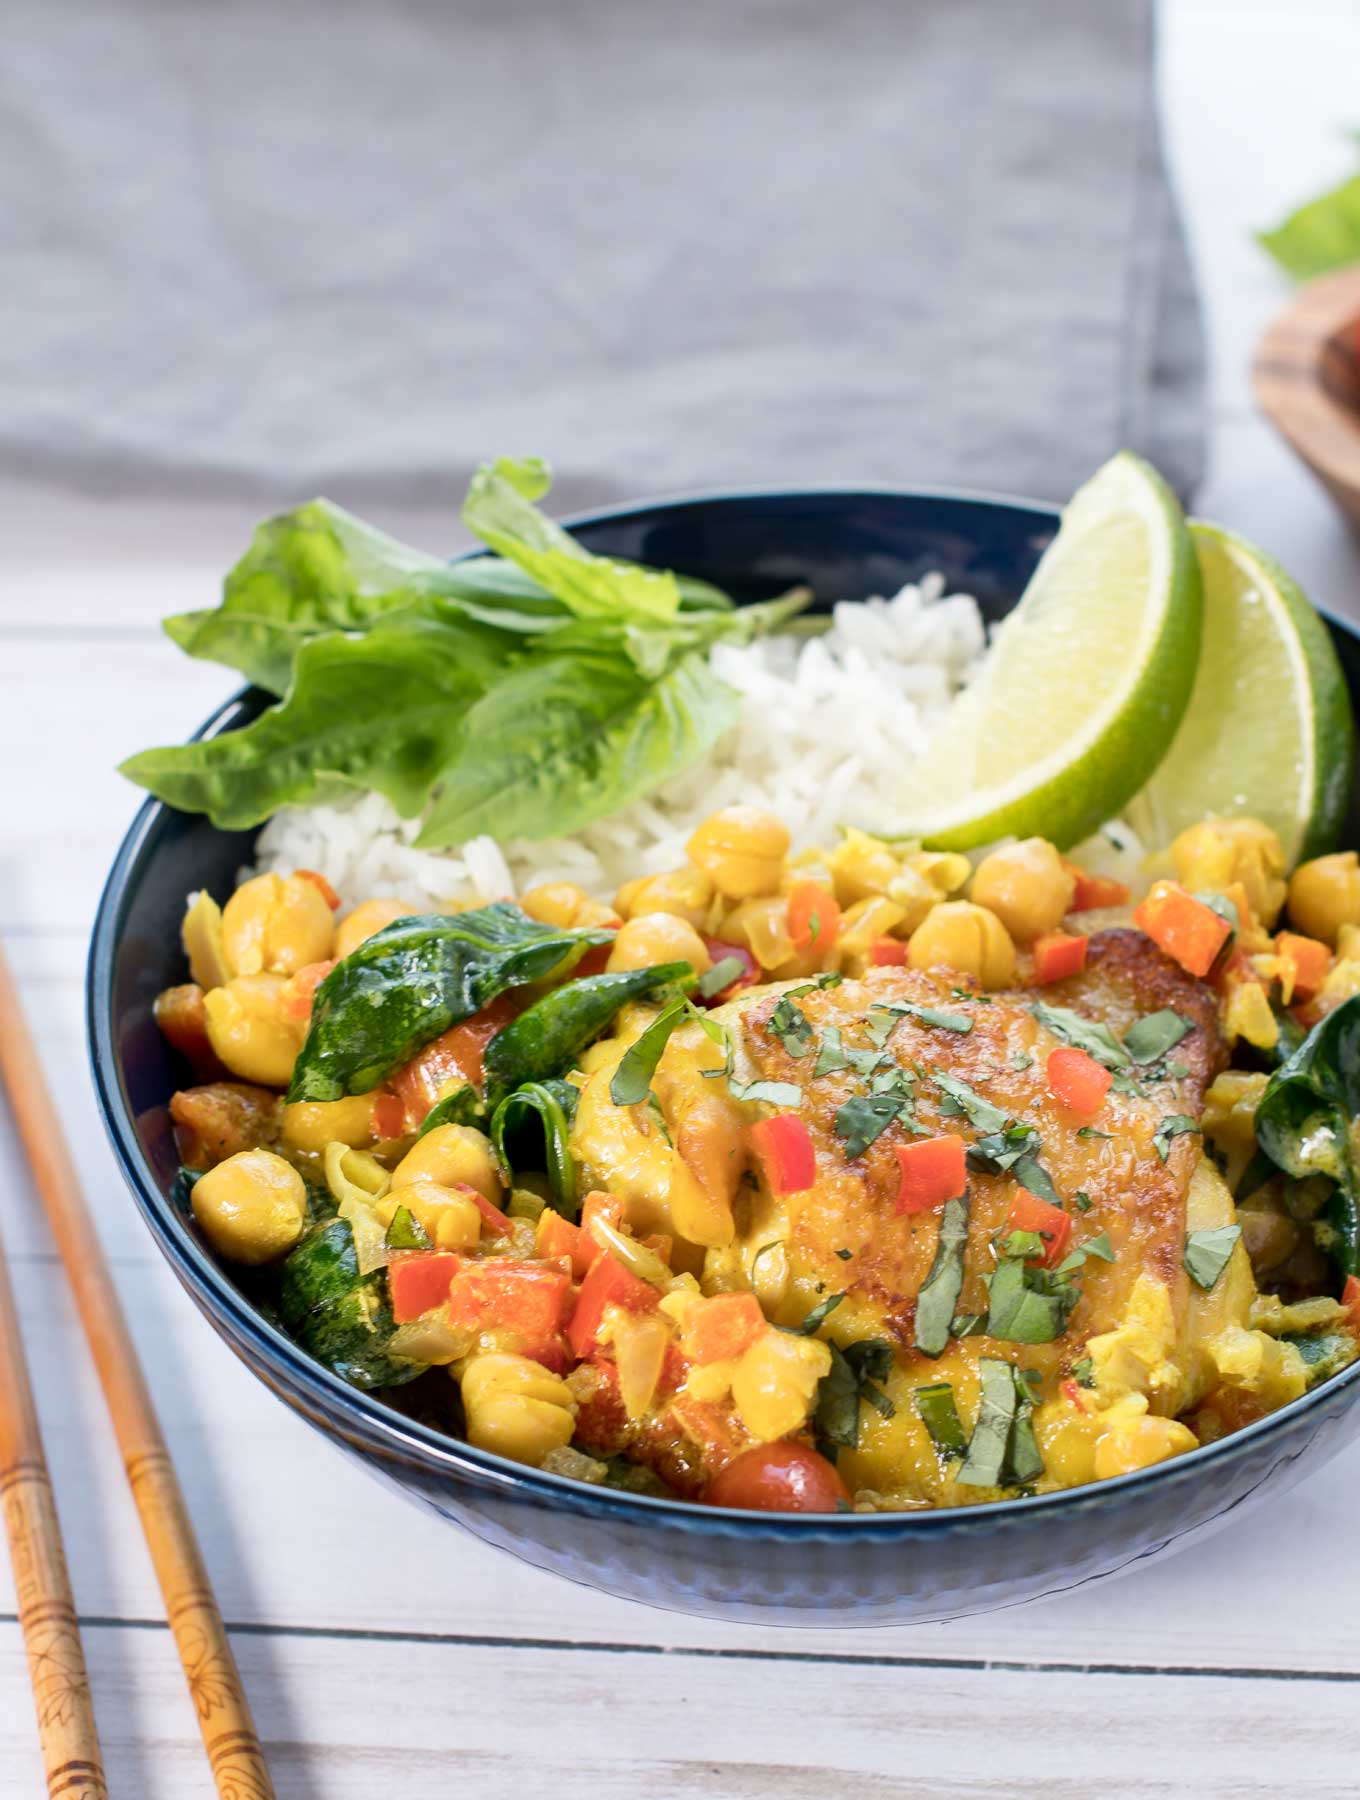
<box><xmin>88</xmin><ymin>486</ymin><xmax>1360</xmax><ymax>1626</ymax></box>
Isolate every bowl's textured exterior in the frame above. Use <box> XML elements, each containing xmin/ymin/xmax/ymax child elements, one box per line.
<box><xmin>88</xmin><ymin>487</ymin><xmax>1360</xmax><ymax>1626</ymax></box>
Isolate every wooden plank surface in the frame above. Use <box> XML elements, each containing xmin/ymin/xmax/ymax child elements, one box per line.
<box><xmin>6</xmin><ymin>4</ymin><xmax>1360</xmax><ymax>1794</ymax></box>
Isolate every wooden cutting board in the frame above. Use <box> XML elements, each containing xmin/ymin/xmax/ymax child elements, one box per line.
<box><xmin>1255</xmin><ymin>264</ymin><xmax>1360</xmax><ymax>532</ymax></box>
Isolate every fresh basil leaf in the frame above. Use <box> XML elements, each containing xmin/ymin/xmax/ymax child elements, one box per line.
<box><xmin>793</xmin><ymin>1292</ymin><xmax>845</xmax><ymax>1335</ymax></box>
<box><xmin>814</xmin><ymin>1337</ymin><xmax>896</xmax><ymax>1450</ymax></box>
<box><xmin>699</xmin><ymin>956</ymin><xmax>745</xmax><ymax>999</ymax></box>
<box><xmin>487</xmin><ymin>962</ymin><xmax>694</xmax><ymax>1107</ymax></box>
<box><xmin>610</xmin><ymin>997</ymin><xmax>690</xmax><ymax>1106</ymax></box>
<box><xmin>913</xmin><ymin>1194</ymin><xmax>969</xmax><ymax>1358</ymax></box>
<box><xmin>1055</xmin><ymin>1229</ymin><xmax>1114</xmax><ymax>1274</ymax></box>
<box><xmin>383</xmin><ymin>1206</ymin><xmax>432</xmax><ymax>1252</ymax></box>
<box><xmin>1071</xmin><ymin>1356</ymin><xmax>1096</xmax><ymax>1388</ymax></box>
<box><xmin>970</xmin><ymin>1122</ymin><xmax>1040</xmax><ymax>1173</ymax></box>
<box><xmin>878</xmin><ymin>1001</ymin><xmax>974</xmax><ymax>1035</ymax></box>
<box><xmin>1123</xmin><ymin>1009</ymin><xmax>1195</xmax><ymax>1065</ymax></box>
<box><xmin>1153</xmin><ymin>1114</ymin><xmax>1201</xmax><ymax>1163</ymax></box>
<box><xmin>956</xmin><ymin>1357</ymin><xmax>1017</xmax><ymax>1488</ymax></box>
<box><xmin>834</xmin><ymin>1093</ymin><xmax>905</xmax><ymax>1157</ymax></box>
<box><xmin>914</xmin><ymin>1381</ymin><xmax>967</xmax><ymax>1456</ymax></box>
<box><xmin>1076</xmin><ymin>1126</ymin><xmax>1111</xmax><ymax>1141</ymax></box>
<box><xmin>729</xmin><ymin>1079</ymin><xmax>804</xmax><ymax>1107</ymax></box>
<box><xmin>767</xmin><ymin>996</ymin><xmax>815</xmax><ymax>1058</ymax></box>
<box><xmin>1031</xmin><ymin>1002</ymin><xmax>1131</xmax><ymax>1070</ymax></box>
<box><xmin>1006</xmin><ymin>1366</ymin><xmax>1045</xmax><ymax>1484</ymax></box>
<box><xmin>491</xmin><ymin>1079</ymin><xmax>580</xmax><ymax>1218</ymax></box>
<box><xmin>1000</xmin><ymin>1229</ymin><xmax>1047</xmax><ymax>1263</ymax></box>
<box><xmin>931</xmin><ymin>1069</ymin><xmax>1009</xmax><ymax>1135</ymax></box>
<box><xmin>835</xmin><ymin>1247</ymin><xmax>853</xmax><ymax>1261</ymax></box>
<box><xmin>985</xmin><ymin>1256</ymin><xmax>1076</xmax><ymax>1343</ymax></box>
<box><xmin>813</xmin><ymin>1026</ymin><xmax>851</xmax><ymax>1076</ymax></box>
<box><xmin>864</xmin><ymin>1009</ymin><xmax>900</xmax><ymax>1050</ymax></box>
<box><xmin>1071</xmin><ymin>1189</ymin><xmax>1094</xmax><ymax>1213</ymax></box>
<box><xmin>1255</xmin><ymin>994</ymin><xmax>1360</xmax><ymax>1276</ymax></box>
<box><xmin>1184</xmin><ymin>1224</ymin><xmax>1242</xmax><ymax>1291</ymax></box>
<box><xmin>951</xmin><ymin>1312</ymin><xmax>986</xmax><ymax>1338</ymax></box>
<box><xmin>1012</xmin><ymin>1051</ymin><xmax>1035</xmax><ymax>1071</ymax></box>
<box><xmin>1258</xmin><ymin>172</ymin><xmax>1360</xmax><ymax>280</ymax></box>
<box><xmin>289</xmin><ymin>904</ymin><xmax>612</xmax><ymax>1102</ymax></box>
<box><xmin>1013</xmin><ymin>1152</ymin><xmax>1061</xmax><ymax>1206</ymax></box>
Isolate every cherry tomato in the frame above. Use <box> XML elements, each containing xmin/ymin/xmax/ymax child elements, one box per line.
<box><xmin>705</xmin><ymin>1442</ymin><xmax>850</xmax><ymax>1513</ymax></box>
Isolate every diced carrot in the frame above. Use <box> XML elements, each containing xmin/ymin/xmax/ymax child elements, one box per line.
<box><xmin>371</xmin><ymin>1091</ymin><xmax>406</xmax><ymax>1139</ymax></box>
<box><xmin>680</xmin><ymin>1292</ymin><xmax>767</xmax><ymax>1364</ymax></box>
<box><xmin>281</xmin><ymin>959</ymin><xmax>336</xmax><ymax>1020</ymax></box>
<box><xmin>787</xmin><ymin>881</ymin><xmax>842</xmax><ymax>954</ymax></box>
<box><xmin>295</xmin><ymin>868</ymin><xmax>341</xmax><ymax>910</ymax></box>
<box><xmin>1032</xmin><ymin>931</ymin><xmax>1088</xmax><ymax>984</ymax></box>
<box><xmin>893</xmin><ymin>1134</ymin><xmax>967</xmax><ymax>1215</ymax></box>
<box><xmin>388</xmin><ymin>992</ymin><xmax>523</xmax><ymax>1123</ymax></box>
<box><xmin>457</xmin><ymin>1183</ymin><xmax>512</xmax><ymax>1238</ymax></box>
<box><xmin>1007</xmin><ymin>1189</ymin><xmax>1073</xmax><ymax>1268</ymax></box>
<box><xmin>1046</xmin><ymin>1045</ymin><xmax>1112</xmax><ymax>1117</ymax></box>
<box><xmin>1062</xmin><ymin>860</ymin><xmax>1131</xmax><ymax>912</ymax></box>
<box><xmin>1275</xmin><ymin>931</ymin><xmax>1331</xmax><ymax>1002</ymax></box>
<box><xmin>580</xmin><ymin>1189</ymin><xmax>626</xmax><ymax>1251</ymax></box>
<box><xmin>536</xmin><ymin>1208</ymin><xmax>592</xmax><ymax>1279</ymax></box>
<box><xmin>698</xmin><ymin>939</ymin><xmax>759</xmax><ymax>1005</ymax></box>
<box><xmin>749</xmin><ymin>1114</ymin><xmax>817</xmax><ymax>1195</ymax></box>
<box><xmin>566</xmin><ymin>1252</ymin><xmax>660</xmax><ymax>1360</ymax></box>
<box><xmin>1341</xmin><ymin>1274</ymin><xmax>1360</xmax><ymax>1330</ymax></box>
<box><xmin>388</xmin><ymin>1251</ymin><xmax>461</xmax><ymax>1323</ymax></box>
<box><xmin>446</xmin><ymin>1259</ymin><xmax>571</xmax><ymax>1345</ymax></box>
<box><xmin>870</xmin><ymin>936</ymin><xmax>908</xmax><ymax>966</ymax></box>
<box><xmin>1133</xmin><ymin>880</ymin><xmax>1233</xmax><ymax>978</ymax></box>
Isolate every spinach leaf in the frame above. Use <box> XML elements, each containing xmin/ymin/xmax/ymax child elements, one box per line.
<box><xmin>913</xmin><ymin>1194</ymin><xmax>970</xmax><ymax>1357</ymax></box>
<box><xmin>491</xmin><ymin>1079</ymin><xmax>580</xmax><ymax>1217</ymax></box>
<box><xmin>1254</xmin><ymin>994</ymin><xmax>1360</xmax><ymax>1275</ymax></box>
<box><xmin>296</xmin><ymin>1279</ymin><xmax>425</xmax><ymax>1391</ymax></box>
<box><xmin>1055</xmin><ymin>1230</ymin><xmax>1114</xmax><ymax>1274</ymax></box>
<box><xmin>289</xmin><ymin>904</ymin><xmax>612</xmax><ymax>1103</ymax></box>
<box><xmin>415</xmin><ymin>1084</ymin><xmax>485</xmax><ymax>1137</ymax></box>
<box><xmin>483</xmin><ymin>962</ymin><xmax>694</xmax><ymax>1106</ymax></box>
<box><xmin>1282</xmin><ymin>1331</ymin><xmax>1358</xmax><ymax>1384</ymax></box>
<box><xmin>1030</xmin><ymin>1002</ymin><xmax>1131</xmax><ymax>1070</ymax></box>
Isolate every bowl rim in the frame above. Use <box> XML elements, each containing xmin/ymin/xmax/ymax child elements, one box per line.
<box><xmin>87</xmin><ymin>479</ymin><xmax>1360</xmax><ymax>1534</ymax></box>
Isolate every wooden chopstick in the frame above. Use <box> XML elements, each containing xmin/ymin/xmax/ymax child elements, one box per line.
<box><xmin>0</xmin><ymin>1203</ymin><xmax>108</xmax><ymax>1797</ymax></box>
<box><xmin>0</xmin><ymin>943</ymin><xmax>275</xmax><ymax>1798</ymax></box>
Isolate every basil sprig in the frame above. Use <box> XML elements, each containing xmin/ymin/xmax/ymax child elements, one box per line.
<box><xmin>913</xmin><ymin>1195</ymin><xmax>970</xmax><ymax>1357</ymax></box>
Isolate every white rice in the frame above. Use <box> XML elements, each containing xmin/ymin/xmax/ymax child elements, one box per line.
<box><xmin>253</xmin><ymin>576</ymin><xmax>987</xmax><ymax>911</ymax></box>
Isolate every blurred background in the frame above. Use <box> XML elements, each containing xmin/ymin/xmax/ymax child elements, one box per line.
<box><xmin>5</xmin><ymin>1</ymin><xmax>1360</xmax><ymax>1792</ymax></box>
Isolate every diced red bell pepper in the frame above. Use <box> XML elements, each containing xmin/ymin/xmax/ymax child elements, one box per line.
<box><xmin>566</xmin><ymin>1252</ymin><xmax>661</xmax><ymax>1360</ymax></box>
<box><xmin>893</xmin><ymin>1134</ymin><xmax>967</xmax><ymax>1215</ymax></box>
<box><xmin>445</xmin><ymin>1259</ymin><xmax>572</xmax><ymax>1345</ymax></box>
<box><xmin>1062</xmin><ymin>860</ymin><xmax>1131</xmax><ymax>912</ymax></box>
<box><xmin>1275</xmin><ymin>931</ymin><xmax>1331</xmax><ymax>1001</ymax></box>
<box><xmin>1341</xmin><ymin>1274</ymin><xmax>1360</xmax><ymax>1330</ymax></box>
<box><xmin>580</xmin><ymin>1188</ymin><xmax>626</xmax><ymax>1251</ymax></box>
<box><xmin>786</xmin><ymin>881</ymin><xmax>842</xmax><ymax>954</ymax></box>
<box><xmin>281</xmin><ymin>959</ymin><xmax>336</xmax><ymax>1020</ymax></box>
<box><xmin>749</xmin><ymin>1114</ymin><xmax>817</xmax><ymax>1194</ymax></box>
<box><xmin>388</xmin><ymin>991</ymin><xmax>523</xmax><ymax>1123</ymax></box>
<box><xmin>389</xmin><ymin>1251</ymin><xmax>462</xmax><ymax>1322</ymax></box>
<box><xmin>1006</xmin><ymin>1190</ymin><xmax>1072</xmax><ymax>1269</ymax></box>
<box><xmin>457</xmin><ymin>1183</ymin><xmax>512</xmax><ymax>1238</ymax></box>
<box><xmin>680</xmin><ymin>1292</ymin><xmax>767</xmax><ymax>1364</ymax></box>
<box><xmin>371</xmin><ymin>1091</ymin><xmax>407</xmax><ymax>1139</ymax></box>
<box><xmin>1032</xmin><ymin>930</ymin><xmax>1088</xmax><ymax>984</ymax></box>
<box><xmin>870</xmin><ymin>936</ymin><xmax>908</xmax><ymax>966</ymax></box>
<box><xmin>1046</xmin><ymin>1045</ymin><xmax>1112</xmax><ymax>1117</ymax></box>
<box><xmin>698</xmin><ymin>939</ymin><xmax>760</xmax><ymax>1005</ymax></box>
<box><xmin>1133</xmin><ymin>881</ymin><xmax>1232</xmax><ymax>978</ymax></box>
<box><xmin>536</xmin><ymin>1207</ymin><xmax>592</xmax><ymax>1278</ymax></box>
<box><xmin>294</xmin><ymin>868</ymin><xmax>341</xmax><ymax>910</ymax></box>
<box><xmin>571</xmin><ymin>937</ymin><xmax>618</xmax><ymax>980</ymax></box>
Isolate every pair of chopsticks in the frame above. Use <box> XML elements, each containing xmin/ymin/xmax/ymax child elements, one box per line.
<box><xmin>0</xmin><ymin>944</ymin><xmax>274</xmax><ymax>1796</ymax></box>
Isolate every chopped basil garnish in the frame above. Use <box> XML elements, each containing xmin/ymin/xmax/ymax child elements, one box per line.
<box><xmin>814</xmin><ymin>1336</ymin><xmax>896</xmax><ymax>1451</ymax></box>
<box><xmin>1076</xmin><ymin>1126</ymin><xmax>1111</xmax><ymax>1140</ymax></box>
<box><xmin>1153</xmin><ymin>1114</ymin><xmax>1201</xmax><ymax>1162</ymax></box>
<box><xmin>1124</xmin><ymin>1009</ymin><xmax>1195</xmax><ymax>1064</ymax></box>
<box><xmin>986</xmin><ymin>1255</ymin><xmax>1077</xmax><ymax>1343</ymax></box>
<box><xmin>610</xmin><ymin>996</ymin><xmax>688</xmax><ymax>1105</ymax></box>
<box><xmin>878</xmin><ymin>1000</ymin><xmax>974</xmax><ymax>1035</ymax></box>
<box><xmin>1031</xmin><ymin>1002</ymin><xmax>1131</xmax><ymax>1069</ymax></box>
<box><xmin>835</xmin><ymin>1246</ymin><xmax>853</xmax><ymax>1261</ymax></box>
<box><xmin>793</xmin><ymin>1291</ymin><xmax>845</xmax><ymax>1335</ymax></box>
<box><xmin>1000</xmin><ymin>1228</ymin><xmax>1047</xmax><ymax>1262</ymax></box>
<box><xmin>1013</xmin><ymin>1152</ymin><xmax>1061</xmax><ymax>1206</ymax></box>
<box><xmin>698</xmin><ymin>955</ymin><xmax>745</xmax><ymax>998</ymax></box>
<box><xmin>835</xmin><ymin>1092</ymin><xmax>906</xmax><ymax>1157</ymax></box>
<box><xmin>1007</xmin><ymin>1367</ymin><xmax>1045</xmax><ymax>1484</ymax></box>
<box><xmin>1184</xmin><ymin>1224</ymin><xmax>1241</xmax><ymax>1290</ymax></box>
<box><xmin>932</xmin><ymin>1069</ymin><xmax>1009</xmax><ymax>1134</ymax></box>
<box><xmin>913</xmin><ymin>1194</ymin><xmax>969</xmax><ymax>1357</ymax></box>
<box><xmin>767</xmin><ymin>994</ymin><xmax>815</xmax><ymax>1057</ymax></box>
<box><xmin>728</xmin><ymin>1078</ymin><xmax>803</xmax><ymax>1107</ymax></box>
<box><xmin>864</xmin><ymin>1008</ymin><xmax>900</xmax><ymax>1050</ymax></box>
<box><xmin>384</xmin><ymin>1205</ymin><xmax>432</xmax><ymax>1251</ymax></box>
<box><xmin>914</xmin><ymin>1381</ymin><xmax>967</xmax><ymax>1455</ymax></box>
<box><xmin>813</xmin><ymin>1026</ymin><xmax>850</xmax><ymax>1075</ymax></box>
<box><xmin>1055</xmin><ymin>1229</ymin><xmax>1114</xmax><ymax>1274</ymax></box>
<box><xmin>951</xmin><ymin>1311</ymin><xmax>986</xmax><ymax>1338</ymax></box>
<box><xmin>1163</xmin><ymin>1059</ymin><xmax>1191</xmax><ymax>1079</ymax></box>
<box><xmin>1071</xmin><ymin>1189</ymin><xmax>1094</xmax><ymax>1212</ymax></box>
<box><xmin>1012</xmin><ymin>1051</ymin><xmax>1035</xmax><ymax>1071</ymax></box>
<box><xmin>1110</xmin><ymin>1068</ymin><xmax>1148</xmax><ymax>1097</ymax></box>
<box><xmin>956</xmin><ymin>1357</ymin><xmax>1017</xmax><ymax>1487</ymax></box>
<box><xmin>1071</xmin><ymin>1356</ymin><xmax>1096</xmax><ymax>1388</ymax></box>
<box><xmin>646</xmin><ymin>1090</ymin><xmax>674</xmax><ymax>1144</ymax></box>
<box><xmin>750</xmin><ymin>1238</ymin><xmax>785</xmax><ymax>1275</ymax></box>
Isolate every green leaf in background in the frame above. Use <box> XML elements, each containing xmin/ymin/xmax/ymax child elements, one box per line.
<box><xmin>120</xmin><ymin>613</ymin><xmax>508</xmax><ymax>829</ymax></box>
<box><xmin>1258</xmin><ymin>170</ymin><xmax>1360</xmax><ymax>280</ymax></box>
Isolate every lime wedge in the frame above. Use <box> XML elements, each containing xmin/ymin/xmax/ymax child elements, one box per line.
<box><xmin>1124</xmin><ymin>523</ymin><xmax>1353</xmax><ymax>864</ymax></box>
<box><xmin>884</xmin><ymin>452</ymin><xmax>1202</xmax><ymax>851</ymax></box>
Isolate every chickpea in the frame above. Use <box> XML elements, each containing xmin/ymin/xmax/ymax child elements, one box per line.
<box><xmin>613</xmin><ymin>866</ymin><xmax>713</xmax><ymax>929</ymax></box>
<box><xmin>191</xmin><ymin>1149</ymin><xmax>306</xmax><ymax>1265</ymax></box>
<box><xmin>1287</xmin><ymin>851</ymin><xmax>1360</xmax><ymax>947</ymax></box>
<box><xmin>280</xmin><ymin>1094</ymin><xmax>378</xmax><ymax>1155</ymax></box>
<box><xmin>518</xmin><ymin>882</ymin><xmax>618</xmax><ymax>931</ymax></box>
<box><xmin>1172</xmin><ymin>817</ymin><xmax>1287</xmax><ymax>927</ymax></box>
<box><xmin>907</xmin><ymin>901</ymin><xmax>1016</xmax><ymax>987</ymax></box>
<box><xmin>1092</xmin><ymin>1413</ymin><xmax>1197</xmax><ymax>1479</ymax></box>
<box><xmin>969</xmin><ymin>838</ymin><xmax>1074</xmax><ymax>944</ymax></box>
<box><xmin>686</xmin><ymin>807</ymin><xmax>790</xmax><ymax>900</ymax></box>
<box><xmin>607</xmin><ymin>912</ymin><xmax>711</xmax><ymax>975</ymax></box>
<box><xmin>392</xmin><ymin>1123</ymin><xmax>501</xmax><ymax>1202</ymax></box>
<box><xmin>203</xmin><ymin>974</ymin><xmax>305</xmax><ymax>1086</ymax></box>
<box><xmin>221</xmin><ymin>872</ymin><xmax>334</xmax><ymax>977</ymax></box>
<box><xmin>334</xmin><ymin>897</ymin><xmax>410</xmax><ymax>960</ymax></box>
<box><xmin>379</xmin><ymin>1176</ymin><xmax>482</xmax><ymax>1250</ymax></box>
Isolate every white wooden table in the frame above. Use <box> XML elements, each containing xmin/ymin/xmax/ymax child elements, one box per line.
<box><xmin>5</xmin><ymin>4</ymin><xmax>1360</xmax><ymax>1792</ymax></box>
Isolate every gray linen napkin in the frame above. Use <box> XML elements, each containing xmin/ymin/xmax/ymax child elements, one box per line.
<box><xmin>3</xmin><ymin>0</ymin><xmax>1203</xmax><ymax>512</ymax></box>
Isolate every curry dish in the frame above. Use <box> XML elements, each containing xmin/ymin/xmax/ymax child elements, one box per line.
<box><xmin>156</xmin><ymin>812</ymin><xmax>1360</xmax><ymax>1512</ymax></box>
